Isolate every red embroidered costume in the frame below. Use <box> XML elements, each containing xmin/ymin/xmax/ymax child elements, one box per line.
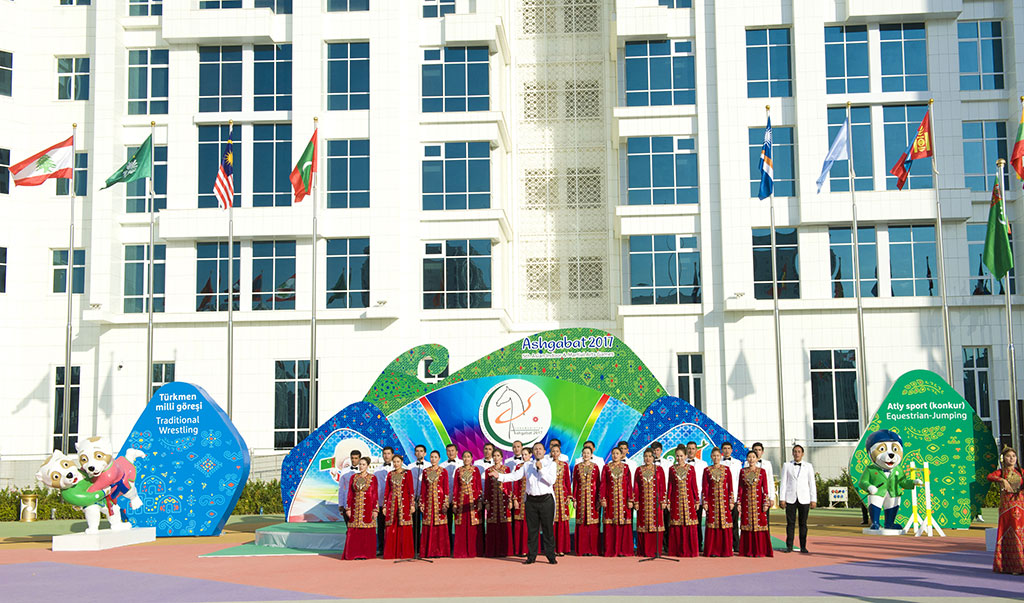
<box><xmin>342</xmin><ymin>472</ymin><xmax>378</xmax><ymax>560</ymax></box>
<box><xmin>419</xmin><ymin>465</ymin><xmax>450</xmax><ymax>558</ymax></box>
<box><xmin>452</xmin><ymin>465</ymin><xmax>483</xmax><ymax>558</ymax></box>
<box><xmin>702</xmin><ymin>464</ymin><xmax>734</xmax><ymax>557</ymax></box>
<box><xmin>667</xmin><ymin>462</ymin><xmax>700</xmax><ymax>557</ymax></box>
<box><xmin>737</xmin><ymin>465</ymin><xmax>773</xmax><ymax>557</ymax></box>
<box><xmin>572</xmin><ymin>459</ymin><xmax>602</xmax><ymax>555</ymax></box>
<box><xmin>601</xmin><ymin>460</ymin><xmax>634</xmax><ymax>557</ymax></box>
<box><xmin>987</xmin><ymin>466</ymin><xmax>1024</xmax><ymax>574</ymax></box>
<box><xmin>383</xmin><ymin>467</ymin><xmax>415</xmax><ymax>559</ymax></box>
<box><xmin>484</xmin><ymin>462</ymin><xmax>514</xmax><ymax>557</ymax></box>
<box><xmin>634</xmin><ymin>464</ymin><xmax>666</xmax><ymax>556</ymax></box>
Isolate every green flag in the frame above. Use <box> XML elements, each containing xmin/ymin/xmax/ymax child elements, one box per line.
<box><xmin>102</xmin><ymin>134</ymin><xmax>152</xmax><ymax>189</ymax></box>
<box><xmin>983</xmin><ymin>176</ymin><xmax>1014</xmax><ymax>282</ymax></box>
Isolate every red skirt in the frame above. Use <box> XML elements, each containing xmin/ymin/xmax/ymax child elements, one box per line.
<box><xmin>452</xmin><ymin>521</ymin><xmax>482</xmax><ymax>558</ymax></box>
<box><xmin>739</xmin><ymin>530</ymin><xmax>774</xmax><ymax>557</ymax></box>
<box><xmin>666</xmin><ymin>525</ymin><xmax>699</xmax><ymax>557</ymax></box>
<box><xmin>420</xmin><ymin>523</ymin><xmax>450</xmax><ymax>558</ymax></box>
<box><xmin>553</xmin><ymin>519</ymin><xmax>572</xmax><ymax>553</ymax></box>
<box><xmin>636</xmin><ymin>531</ymin><xmax>663</xmax><ymax>557</ymax></box>
<box><xmin>512</xmin><ymin>518</ymin><xmax>529</xmax><ymax>555</ymax></box>
<box><xmin>342</xmin><ymin>527</ymin><xmax>377</xmax><ymax>560</ymax></box>
<box><xmin>575</xmin><ymin>523</ymin><xmax>600</xmax><ymax>556</ymax></box>
<box><xmin>485</xmin><ymin>521</ymin><xmax>513</xmax><ymax>557</ymax></box>
<box><xmin>603</xmin><ymin>524</ymin><xmax>634</xmax><ymax>557</ymax></box>
<box><xmin>703</xmin><ymin>527</ymin><xmax>733</xmax><ymax>557</ymax></box>
<box><xmin>383</xmin><ymin>524</ymin><xmax>414</xmax><ymax>559</ymax></box>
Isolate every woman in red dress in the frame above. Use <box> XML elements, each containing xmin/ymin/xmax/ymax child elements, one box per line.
<box><xmin>343</xmin><ymin>458</ymin><xmax>379</xmax><ymax>560</ymax></box>
<box><xmin>987</xmin><ymin>447</ymin><xmax>1024</xmax><ymax>574</ymax></box>
<box><xmin>383</xmin><ymin>455</ymin><xmax>415</xmax><ymax>559</ymax></box>
<box><xmin>452</xmin><ymin>450</ymin><xmax>483</xmax><ymax>558</ymax></box>
<box><xmin>572</xmin><ymin>446</ymin><xmax>602</xmax><ymax>556</ymax></box>
<box><xmin>419</xmin><ymin>450</ymin><xmax>451</xmax><ymax>558</ymax></box>
<box><xmin>737</xmin><ymin>450</ymin><xmax>773</xmax><ymax>557</ymax></box>
<box><xmin>634</xmin><ymin>449</ymin><xmax>666</xmax><ymax>556</ymax></box>
<box><xmin>484</xmin><ymin>449</ymin><xmax>514</xmax><ymax>557</ymax></box>
<box><xmin>601</xmin><ymin>447</ymin><xmax>634</xmax><ymax>557</ymax></box>
<box><xmin>702</xmin><ymin>447</ymin><xmax>735</xmax><ymax>557</ymax></box>
<box><xmin>549</xmin><ymin>440</ymin><xmax>573</xmax><ymax>555</ymax></box>
<box><xmin>667</xmin><ymin>444</ymin><xmax>700</xmax><ymax>557</ymax></box>
<box><xmin>511</xmin><ymin>449</ymin><xmax>531</xmax><ymax>555</ymax></box>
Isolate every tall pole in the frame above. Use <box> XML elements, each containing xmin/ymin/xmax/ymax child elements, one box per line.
<box><xmin>146</xmin><ymin>121</ymin><xmax>156</xmax><ymax>401</ymax></box>
<box><xmin>847</xmin><ymin>102</ymin><xmax>870</xmax><ymax>432</ymax></box>
<box><xmin>309</xmin><ymin>117</ymin><xmax>319</xmax><ymax>435</ymax></box>
<box><xmin>929</xmin><ymin>99</ymin><xmax>955</xmax><ymax>384</ymax></box>
<box><xmin>62</xmin><ymin>123</ymin><xmax>77</xmax><ymax>454</ymax></box>
<box><xmin>767</xmin><ymin>105</ymin><xmax>787</xmax><ymax>456</ymax></box>
<box><xmin>226</xmin><ymin>119</ymin><xmax>235</xmax><ymax>419</ymax></box>
<box><xmin>996</xmin><ymin>158</ymin><xmax>1020</xmax><ymax>450</ymax></box>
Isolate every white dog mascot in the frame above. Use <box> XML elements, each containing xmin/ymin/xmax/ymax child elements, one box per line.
<box><xmin>35</xmin><ymin>450</ymin><xmax>127</xmax><ymax>534</ymax></box>
<box><xmin>75</xmin><ymin>436</ymin><xmax>146</xmax><ymax>513</ymax></box>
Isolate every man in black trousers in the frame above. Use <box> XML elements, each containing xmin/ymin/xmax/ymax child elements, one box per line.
<box><xmin>490</xmin><ymin>441</ymin><xmax>558</xmax><ymax>564</ymax></box>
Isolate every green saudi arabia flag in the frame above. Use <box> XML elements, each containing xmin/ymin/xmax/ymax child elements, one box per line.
<box><xmin>102</xmin><ymin>134</ymin><xmax>152</xmax><ymax>189</ymax></box>
<box><xmin>983</xmin><ymin>176</ymin><xmax>1014</xmax><ymax>282</ymax></box>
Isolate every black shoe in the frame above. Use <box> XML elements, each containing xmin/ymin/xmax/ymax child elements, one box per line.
<box><xmin>785</xmin><ymin>546</ymin><xmax>793</xmax><ymax>553</ymax></box>
<box><xmin>799</xmin><ymin>548</ymin><xmax>810</xmax><ymax>554</ymax></box>
<box><xmin>524</xmin><ymin>558</ymin><xmax>536</xmax><ymax>564</ymax></box>
<box><xmin>548</xmin><ymin>557</ymin><xmax>558</xmax><ymax>564</ymax></box>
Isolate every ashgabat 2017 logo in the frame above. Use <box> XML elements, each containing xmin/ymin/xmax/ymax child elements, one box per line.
<box><xmin>479</xmin><ymin>379</ymin><xmax>552</xmax><ymax>451</ymax></box>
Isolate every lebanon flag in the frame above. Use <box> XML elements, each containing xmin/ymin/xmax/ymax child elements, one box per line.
<box><xmin>289</xmin><ymin>129</ymin><xmax>317</xmax><ymax>203</ymax></box>
<box><xmin>11</xmin><ymin>136</ymin><xmax>74</xmax><ymax>186</ymax></box>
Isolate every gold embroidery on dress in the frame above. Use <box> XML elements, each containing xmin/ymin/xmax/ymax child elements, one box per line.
<box><xmin>578</xmin><ymin>462</ymin><xmax>598</xmax><ymax>525</ymax></box>
<box><xmin>637</xmin><ymin>465</ymin><xmax>662</xmax><ymax>533</ymax></box>
<box><xmin>349</xmin><ymin>473</ymin><xmax>374</xmax><ymax>529</ymax></box>
<box><xmin>671</xmin><ymin>464</ymin><xmax>697</xmax><ymax>526</ymax></box>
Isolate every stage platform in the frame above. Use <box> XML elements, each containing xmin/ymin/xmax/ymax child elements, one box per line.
<box><xmin>253</xmin><ymin>522</ymin><xmax>345</xmax><ymax>552</ymax></box>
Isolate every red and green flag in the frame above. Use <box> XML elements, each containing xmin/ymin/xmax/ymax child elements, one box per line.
<box><xmin>1011</xmin><ymin>105</ymin><xmax>1024</xmax><ymax>183</ymax></box>
<box><xmin>289</xmin><ymin>129</ymin><xmax>317</xmax><ymax>203</ymax></box>
<box><xmin>983</xmin><ymin>176</ymin><xmax>1014</xmax><ymax>282</ymax></box>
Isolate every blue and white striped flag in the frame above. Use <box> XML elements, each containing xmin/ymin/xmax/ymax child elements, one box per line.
<box><xmin>816</xmin><ymin>118</ymin><xmax>850</xmax><ymax>193</ymax></box>
<box><xmin>757</xmin><ymin>117</ymin><xmax>774</xmax><ymax>200</ymax></box>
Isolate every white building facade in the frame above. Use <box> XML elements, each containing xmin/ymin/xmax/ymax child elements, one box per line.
<box><xmin>1</xmin><ymin>0</ymin><xmax>1021</xmax><ymax>485</ymax></box>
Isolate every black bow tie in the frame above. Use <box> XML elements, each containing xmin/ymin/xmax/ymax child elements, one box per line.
<box><xmin>794</xmin><ymin>462</ymin><xmax>802</xmax><ymax>466</ymax></box>
<box><xmin>416</xmin><ymin>461</ymin><xmax>425</xmax><ymax>465</ymax></box>
<box><xmin>514</xmin><ymin>456</ymin><xmax>522</xmax><ymax>460</ymax></box>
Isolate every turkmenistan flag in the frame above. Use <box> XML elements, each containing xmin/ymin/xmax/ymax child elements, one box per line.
<box><xmin>289</xmin><ymin>129</ymin><xmax>317</xmax><ymax>203</ymax></box>
<box><xmin>983</xmin><ymin>176</ymin><xmax>1014</xmax><ymax>282</ymax></box>
<box><xmin>102</xmin><ymin>134</ymin><xmax>152</xmax><ymax>189</ymax></box>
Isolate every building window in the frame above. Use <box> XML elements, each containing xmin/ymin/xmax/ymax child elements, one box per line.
<box><xmin>676</xmin><ymin>354</ymin><xmax>702</xmax><ymax>411</ymax></box>
<box><xmin>748</xmin><ymin>127</ymin><xmax>795</xmax><ymax>197</ymax></box>
<box><xmin>129</xmin><ymin>0</ymin><xmax>162</xmax><ymax>16</ymax></box>
<box><xmin>196</xmin><ymin>241</ymin><xmax>240</xmax><ymax>311</ymax></box>
<box><xmin>326</xmin><ymin>139</ymin><xmax>369</xmax><ymax>208</ymax></box>
<box><xmin>200</xmin><ymin>1</ymin><xmax>241</xmax><ymax>7</ymax></box>
<box><xmin>198</xmin><ymin>46</ymin><xmax>242</xmax><ymax>112</ymax></box>
<box><xmin>253</xmin><ymin>124</ymin><xmax>291</xmax><ymax>207</ymax></box>
<box><xmin>963</xmin><ymin>347</ymin><xmax>993</xmax><ymax>431</ymax></box>
<box><xmin>422</xmin><ymin>47</ymin><xmax>489</xmax><ymax>113</ymax></box>
<box><xmin>746</xmin><ymin>28</ymin><xmax>791</xmax><ymax>98</ymax></box>
<box><xmin>658</xmin><ymin>0</ymin><xmax>692</xmax><ymax>7</ymax></box>
<box><xmin>962</xmin><ymin>121</ymin><xmax>1008</xmax><ymax>192</ymax></box>
<box><xmin>274</xmin><ymin>360</ymin><xmax>316</xmax><ymax>450</ymax></box>
<box><xmin>326</xmin><ymin>238</ymin><xmax>370</xmax><ymax>308</ymax></box>
<box><xmin>566</xmin><ymin>79</ymin><xmax>601</xmax><ymax>120</ymax></box>
<box><xmin>423</xmin><ymin>239</ymin><xmax>491</xmax><ymax>309</ymax></box>
<box><xmin>625</xmin><ymin>136</ymin><xmax>697</xmax><ymax>205</ymax></box>
<box><xmin>60</xmin><ymin>0</ymin><xmax>91</xmax><ymax>6</ymax></box>
<box><xmin>124</xmin><ymin>244</ymin><xmax>165</xmax><ymax>313</ymax></box>
<box><xmin>329</xmin><ymin>0</ymin><xmax>369</xmax><ymax>11</ymax></box>
<box><xmin>567</xmin><ymin>167</ymin><xmax>602</xmax><ymax>209</ymax></box>
<box><xmin>968</xmin><ymin>223</ymin><xmax>1015</xmax><ymax>295</ymax></box>
<box><xmin>151</xmin><ymin>362</ymin><xmax>175</xmax><ymax>397</ymax></box>
<box><xmin>326</xmin><ymin>42</ymin><xmax>369</xmax><ymax>111</ymax></box>
<box><xmin>422</xmin><ymin>142</ymin><xmax>490</xmax><ymax>210</ymax></box>
<box><xmin>827</xmin><ymin>106</ymin><xmax>873</xmax><ymax>192</ymax></box>
<box><xmin>56</xmin><ymin>152</ymin><xmax>88</xmax><ymax>197</ymax></box>
<box><xmin>829</xmin><ymin>227</ymin><xmax>878</xmax><ymax>298</ymax></box>
<box><xmin>958</xmin><ymin>21</ymin><xmax>1003</xmax><ymax>91</ymax></box>
<box><xmin>253</xmin><ymin>240</ymin><xmax>296</xmax><ymax>311</ymax></box>
<box><xmin>198</xmin><ymin>125</ymin><xmax>241</xmax><ymax>208</ymax></box>
<box><xmin>824</xmin><ymin>25</ymin><xmax>868</xmax><ymax>94</ymax></box>
<box><xmin>57</xmin><ymin>57</ymin><xmax>89</xmax><ymax>100</ymax></box>
<box><xmin>54</xmin><ymin>366</ymin><xmax>81</xmax><ymax>452</ymax></box>
<box><xmin>880</xmin><ymin>23</ymin><xmax>927</xmax><ymax>92</ymax></box>
<box><xmin>889</xmin><ymin>224</ymin><xmax>936</xmax><ymax>297</ymax></box>
<box><xmin>126</xmin><ymin>144</ymin><xmax>167</xmax><ymax>213</ymax></box>
<box><xmin>0</xmin><ymin>246</ymin><xmax>6</xmax><ymax>293</ymax></box>
<box><xmin>254</xmin><ymin>44</ymin><xmax>292</xmax><ymax>111</ymax></box>
<box><xmin>128</xmin><ymin>49</ymin><xmax>168</xmax><ymax>115</ymax></box>
<box><xmin>53</xmin><ymin>249</ymin><xmax>85</xmax><ymax>294</ymax></box>
<box><xmin>752</xmin><ymin>227</ymin><xmax>799</xmax><ymax>299</ymax></box>
<box><xmin>883</xmin><ymin>105</ymin><xmax>932</xmax><ymax>190</ymax></box>
<box><xmin>624</xmin><ymin>40</ymin><xmax>695</xmax><ymax>107</ymax></box>
<box><xmin>627</xmin><ymin>235</ymin><xmax>700</xmax><ymax>305</ymax></box>
<box><xmin>568</xmin><ymin>255</ymin><xmax>604</xmax><ymax>300</ymax></box>
<box><xmin>0</xmin><ymin>147</ymin><xmax>9</xmax><ymax>194</ymax></box>
<box><xmin>254</xmin><ymin>0</ymin><xmax>292</xmax><ymax>12</ymax></box>
<box><xmin>422</xmin><ymin>0</ymin><xmax>454</xmax><ymax>17</ymax></box>
<box><xmin>0</xmin><ymin>51</ymin><xmax>11</xmax><ymax>97</ymax></box>
<box><xmin>811</xmin><ymin>350</ymin><xmax>859</xmax><ymax>442</ymax></box>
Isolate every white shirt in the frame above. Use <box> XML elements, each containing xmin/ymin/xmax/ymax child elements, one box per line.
<box><xmin>374</xmin><ymin>463</ymin><xmax>394</xmax><ymax>503</ymax></box>
<box><xmin>757</xmin><ymin>458</ymin><xmax>776</xmax><ymax>501</ymax></box>
<box><xmin>506</xmin><ymin>456</ymin><xmax>531</xmax><ymax>470</ymax></box>
<box><xmin>410</xmin><ymin>459</ymin><xmax>428</xmax><ymax>497</ymax></box>
<box><xmin>336</xmin><ymin>468</ymin><xmax>356</xmax><ymax>508</ymax></box>
<box><xmin>779</xmin><ymin>460</ymin><xmax>816</xmax><ymax>504</ymax></box>
<box><xmin>721</xmin><ymin>457</ymin><xmax>743</xmax><ymax>495</ymax></box>
<box><xmin>497</xmin><ymin>456</ymin><xmax>557</xmax><ymax>496</ymax></box>
<box><xmin>474</xmin><ymin>458</ymin><xmax>495</xmax><ymax>478</ymax></box>
<box><xmin>656</xmin><ymin>458</ymin><xmax>673</xmax><ymax>489</ymax></box>
<box><xmin>684</xmin><ymin>457</ymin><xmax>708</xmax><ymax>497</ymax></box>
<box><xmin>441</xmin><ymin>459</ymin><xmax>460</xmax><ymax>493</ymax></box>
<box><xmin>622</xmin><ymin>458</ymin><xmax>639</xmax><ymax>476</ymax></box>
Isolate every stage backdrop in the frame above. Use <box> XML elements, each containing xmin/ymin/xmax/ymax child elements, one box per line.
<box><xmin>283</xmin><ymin>328</ymin><xmax>745</xmax><ymax>522</ymax></box>
<box><xmin>849</xmin><ymin>370</ymin><xmax>998</xmax><ymax>530</ymax></box>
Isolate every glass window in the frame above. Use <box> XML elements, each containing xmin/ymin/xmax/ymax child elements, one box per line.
<box><xmin>326</xmin><ymin>238</ymin><xmax>370</xmax><ymax>309</ymax></box>
<box><xmin>746</xmin><ymin>28</ymin><xmax>792</xmax><ymax>98</ymax></box>
<box><xmin>624</xmin><ymin>40</ymin><xmax>695</xmax><ymax>107</ymax></box>
<box><xmin>811</xmin><ymin>349</ymin><xmax>860</xmax><ymax>442</ymax></box>
<box><xmin>326</xmin><ymin>139</ymin><xmax>369</xmax><ymax>208</ymax></box>
<box><xmin>198</xmin><ymin>124</ymin><xmax>241</xmax><ymax>208</ymax></box>
<box><xmin>566</xmin><ymin>79</ymin><xmax>601</xmax><ymax>120</ymax></box>
<box><xmin>962</xmin><ymin>121</ymin><xmax>1008</xmax><ymax>192</ymax></box>
<box><xmin>129</xmin><ymin>0</ymin><xmax>162</xmax><ymax>16</ymax></box>
<box><xmin>124</xmin><ymin>244</ymin><xmax>166</xmax><ymax>313</ymax></box>
<box><xmin>422</xmin><ymin>142</ymin><xmax>490</xmax><ymax>210</ymax></box>
<box><xmin>53</xmin><ymin>249</ymin><xmax>85</xmax><ymax>294</ymax></box>
<box><xmin>252</xmin><ymin>240</ymin><xmax>296</xmax><ymax>310</ymax></box>
<box><xmin>676</xmin><ymin>353</ymin><xmax>702</xmax><ymax>411</ymax></box>
<box><xmin>659</xmin><ymin>0</ymin><xmax>692</xmax><ymax>7</ymax></box>
<box><xmin>423</xmin><ymin>239</ymin><xmax>492</xmax><ymax>309</ymax></box>
<box><xmin>195</xmin><ymin>241</ymin><xmax>240</xmax><ymax>311</ymax></box>
<box><xmin>889</xmin><ymin>224</ymin><xmax>937</xmax><ymax>297</ymax></box>
<box><xmin>422</xmin><ymin>46</ymin><xmax>489</xmax><ymax>113</ymax></box>
<box><xmin>126</xmin><ymin>144</ymin><xmax>167</xmax><ymax>213</ymax></box>
<box><xmin>53</xmin><ymin>365</ymin><xmax>81</xmax><ymax>452</ymax></box>
<box><xmin>253</xmin><ymin>124</ymin><xmax>291</xmax><ymax>207</ymax></box>
<box><xmin>963</xmin><ymin>347</ymin><xmax>993</xmax><ymax>431</ymax></box>
<box><xmin>824</xmin><ymin>25</ymin><xmax>868</xmax><ymax>94</ymax></box>
<box><xmin>200</xmin><ymin>1</ymin><xmax>242</xmax><ymax>7</ymax></box>
<box><xmin>422</xmin><ymin>0</ymin><xmax>454</xmax><ymax>17</ymax></box>
<box><xmin>0</xmin><ymin>147</ymin><xmax>9</xmax><ymax>194</ymax></box>
<box><xmin>57</xmin><ymin>57</ymin><xmax>90</xmax><ymax>101</ymax></box>
<box><xmin>748</xmin><ymin>126</ymin><xmax>795</xmax><ymax>197</ymax></box>
<box><xmin>967</xmin><ymin>223</ymin><xmax>1015</xmax><ymax>295</ymax></box>
<box><xmin>60</xmin><ymin>0</ymin><xmax>91</xmax><ymax>5</ymax></box>
<box><xmin>56</xmin><ymin>152</ymin><xmax>88</xmax><ymax>196</ymax></box>
<box><xmin>128</xmin><ymin>49</ymin><xmax>168</xmax><ymax>115</ymax></box>
<box><xmin>883</xmin><ymin>105</ymin><xmax>932</xmax><ymax>190</ymax></box>
<box><xmin>627</xmin><ymin>235</ymin><xmax>701</xmax><ymax>305</ymax></box>
<box><xmin>958</xmin><ymin>21</ymin><xmax>1003</xmax><ymax>91</ymax></box>
<box><xmin>0</xmin><ymin>246</ymin><xmax>5</xmax><ymax>293</ymax></box>
<box><xmin>327</xmin><ymin>42</ymin><xmax>369</xmax><ymax>111</ymax></box>
<box><xmin>0</xmin><ymin>51</ymin><xmax>12</xmax><ymax>97</ymax></box>
<box><xmin>198</xmin><ymin>46</ymin><xmax>242</xmax><ymax>112</ymax></box>
<box><xmin>625</xmin><ymin>136</ymin><xmax>698</xmax><ymax>205</ymax></box>
<box><xmin>329</xmin><ymin>0</ymin><xmax>369</xmax><ymax>10</ymax></box>
<box><xmin>274</xmin><ymin>359</ymin><xmax>316</xmax><ymax>449</ymax></box>
<box><xmin>829</xmin><ymin>226</ymin><xmax>878</xmax><ymax>298</ymax></box>
<box><xmin>568</xmin><ymin>255</ymin><xmax>604</xmax><ymax>300</ymax></box>
<box><xmin>151</xmin><ymin>362</ymin><xmax>175</xmax><ymax>397</ymax></box>
<box><xmin>827</xmin><ymin>106</ymin><xmax>873</xmax><ymax>192</ymax></box>
<box><xmin>254</xmin><ymin>0</ymin><xmax>291</xmax><ymax>12</ymax></box>
<box><xmin>254</xmin><ymin>44</ymin><xmax>292</xmax><ymax>111</ymax></box>
<box><xmin>880</xmin><ymin>23</ymin><xmax>927</xmax><ymax>92</ymax></box>
<box><xmin>752</xmin><ymin>227</ymin><xmax>799</xmax><ymax>299</ymax></box>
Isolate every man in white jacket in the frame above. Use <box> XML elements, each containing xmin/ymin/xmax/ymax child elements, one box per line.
<box><xmin>779</xmin><ymin>444</ymin><xmax>816</xmax><ymax>554</ymax></box>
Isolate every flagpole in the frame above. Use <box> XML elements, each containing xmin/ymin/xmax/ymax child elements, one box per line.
<box><xmin>929</xmin><ymin>99</ymin><xmax>954</xmax><ymax>384</ymax></box>
<box><xmin>309</xmin><ymin>116</ymin><xmax>319</xmax><ymax>436</ymax></box>
<box><xmin>62</xmin><ymin>123</ymin><xmax>77</xmax><ymax>454</ymax></box>
<box><xmin>766</xmin><ymin>105</ymin><xmax>787</xmax><ymax>456</ymax></box>
<box><xmin>996</xmin><ymin>158</ymin><xmax>1020</xmax><ymax>450</ymax></box>
<box><xmin>846</xmin><ymin>102</ymin><xmax>870</xmax><ymax>433</ymax></box>
<box><xmin>227</xmin><ymin>119</ymin><xmax>235</xmax><ymax>419</ymax></box>
<box><xmin>146</xmin><ymin>121</ymin><xmax>156</xmax><ymax>402</ymax></box>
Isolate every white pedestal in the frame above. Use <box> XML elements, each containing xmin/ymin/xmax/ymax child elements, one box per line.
<box><xmin>986</xmin><ymin>527</ymin><xmax>997</xmax><ymax>552</ymax></box>
<box><xmin>862</xmin><ymin>527</ymin><xmax>903</xmax><ymax>536</ymax></box>
<box><xmin>52</xmin><ymin>527</ymin><xmax>156</xmax><ymax>552</ymax></box>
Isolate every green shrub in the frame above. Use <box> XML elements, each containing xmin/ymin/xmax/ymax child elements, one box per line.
<box><xmin>233</xmin><ymin>479</ymin><xmax>284</xmax><ymax>515</ymax></box>
<box><xmin>814</xmin><ymin>467</ymin><xmax>864</xmax><ymax>509</ymax></box>
<box><xmin>0</xmin><ymin>487</ymin><xmax>84</xmax><ymax>521</ymax></box>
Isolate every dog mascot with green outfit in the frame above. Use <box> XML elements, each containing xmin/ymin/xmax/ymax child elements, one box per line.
<box><xmin>858</xmin><ymin>430</ymin><xmax>922</xmax><ymax>531</ymax></box>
